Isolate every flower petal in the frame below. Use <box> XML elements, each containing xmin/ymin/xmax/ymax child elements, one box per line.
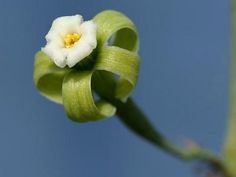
<box><xmin>45</xmin><ymin>29</ymin><xmax>64</xmax><ymax>47</ymax></box>
<box><xmin>66</xmin><ymin>21</ymin><xmax>97</xmax><ymax>67</ymax></box>
<box><xmin>49</xmin><ymin>15</ymin><xmax>83</xmax><ymax>37</ymax></box>
<box><xmin>66</xmin><ymin>43</ymin><xmax>91</xmax><ymax>67</ymax></box>
<box><xmin>79</xmin><ymin>20</ymin><xmax>97</xmax><ymax>47</ymax></box>
<box><xmin>42</xmin><ymin>43</ymin><xmax>66</xmax><ymax>68</ymax></box>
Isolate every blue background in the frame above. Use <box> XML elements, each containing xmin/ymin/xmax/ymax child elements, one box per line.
<box><xmin>0</xmin><ymin>0</ymin><xmax>230</xmax><ymax>177</ymax></box>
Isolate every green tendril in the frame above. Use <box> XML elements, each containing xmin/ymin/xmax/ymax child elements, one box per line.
<box><xmin>33</xmin><ymin>10</ymin><xmax>140</xmax><ymax>122</ymax></box>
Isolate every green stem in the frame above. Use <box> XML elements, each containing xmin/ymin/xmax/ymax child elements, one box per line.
<box><xmin>93</xmin><ymin>71</ymin><xmax>230</xmax><ymax>176</ymax></box>
<box><xmin>115</xmin><ymin>98</ymin><xmax>207</xmax><ymax>160</ymax></box>
<box><xmin>114</xmin><ymin>98</ymin><xmax>230</xmax><ymax>177</ymax></box>
<box><xmin>223</xmin><ymin>0</ymin><xmax>236</xmax><ymax>176</ymax></box>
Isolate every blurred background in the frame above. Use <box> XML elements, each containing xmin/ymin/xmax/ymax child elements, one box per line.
<box><xmin>0</xmin><ymin>0</ymin><xmax>230</xmax><ymax>177</ymax></box>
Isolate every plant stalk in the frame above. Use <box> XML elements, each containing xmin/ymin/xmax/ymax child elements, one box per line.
<box><xmin>114</xmin><ymin>98</ymin><xmax>230</xmax><ymax>177</ymax></box>
<box><xmin>223</xmin><ymin>0</ymin><xmax>236</xmax><ymax>176</ymax></box>
<box><xmin>93</xmin><ymin>71</ymin><xmax>230</xmax><ymax>176</ymax></box>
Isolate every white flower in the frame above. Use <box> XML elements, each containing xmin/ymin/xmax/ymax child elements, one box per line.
<box><xmin>42</xmin><ymin>15</ymin><xmax>97</xmax><ymax>68</ymax></box>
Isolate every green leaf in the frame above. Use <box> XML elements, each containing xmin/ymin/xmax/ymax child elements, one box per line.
<box><xmin>62</xmin><ymin>70</ymin><xmax>116</xmax><ymax>122</ymax></box>
<box><xmin>95</xmin><ymin>46</ymin><xmax>140</xmax><ymax>101</ymax></box>
<box><xmin>34</xmin><ymin>51</ymin><xmax>69</xmax><ymax>104</ymax></box>
<box><xmin>93</xmin><ymin>10</ymin><xmax>139</xmax><ymax>52</ymax></box>
<box><xmin>93</xmin><ymin>10</ymin><xmax>140</xmax><ymax>102</ymax></box>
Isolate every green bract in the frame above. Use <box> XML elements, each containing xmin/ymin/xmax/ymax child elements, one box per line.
<box><xmin>34</xmin><ymin>10</ymin><xmax>140</xmax><ymax>122</ymax></box>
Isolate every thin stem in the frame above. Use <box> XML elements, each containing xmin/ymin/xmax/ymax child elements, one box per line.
<box><xmin>93</xmin><ymin>72</ymin><xmax>230</xmax><ymax>176</ymax></box>
<box><xmin>223</xmin><ymin>0</ymin><xmax>236</xmax><ymax>176</ymax></box>
<box><xmin>114</xmin><ymin>98</ymin><xmax>230</xmax><ymax>177</ymax></box>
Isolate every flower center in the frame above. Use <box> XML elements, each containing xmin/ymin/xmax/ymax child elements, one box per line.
<box><xmin>64</xmin><ymin>33</ymin><xmax>81</xmax><ymax>48</ymax></box>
